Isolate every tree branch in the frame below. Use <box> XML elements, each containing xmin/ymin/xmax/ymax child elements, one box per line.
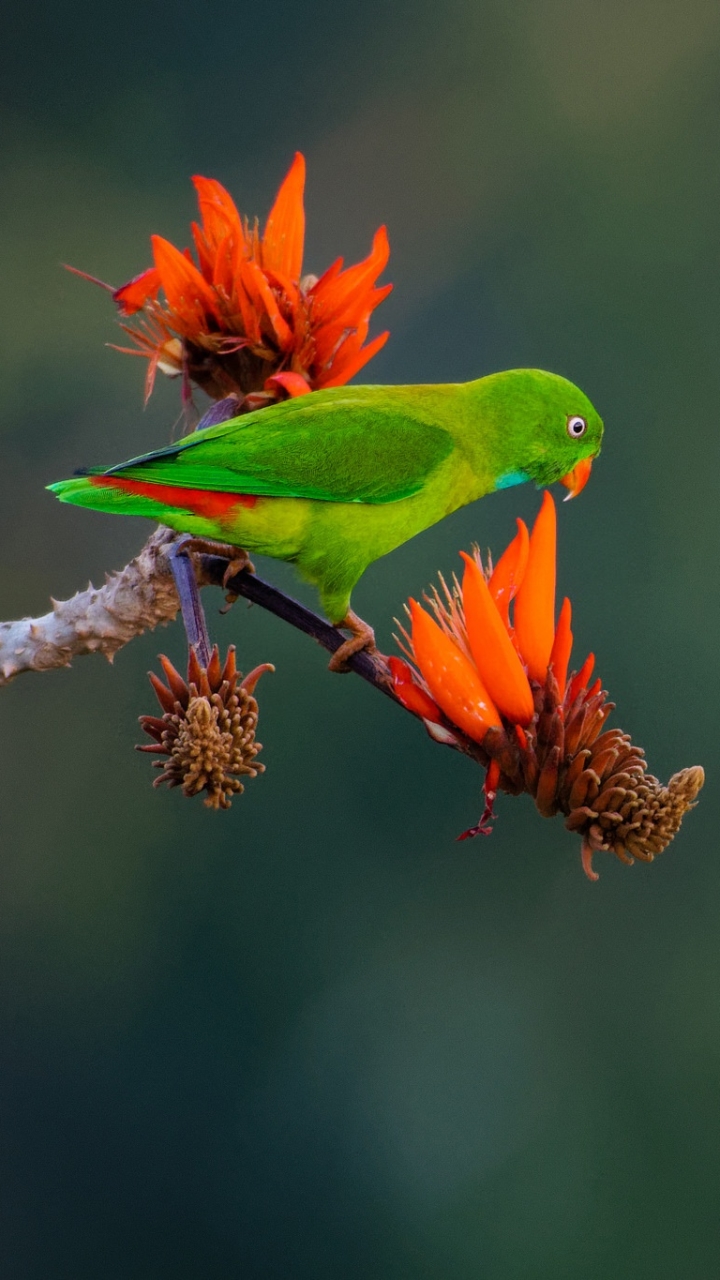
<box><xmin>0</xmin><ymin>528</ymin><xmax>394</xmax><ymax>702</ymax></box>
<box><xmin>0</xmin><ymin>528</ymin><xmax>181</xmax><ymax>685</ymax></box>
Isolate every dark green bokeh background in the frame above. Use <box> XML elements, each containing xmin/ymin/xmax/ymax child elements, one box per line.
<box><xmin>2</xmin><ymin>3</ymin><xmax>719</xmax><ymax>1276</ymax></box>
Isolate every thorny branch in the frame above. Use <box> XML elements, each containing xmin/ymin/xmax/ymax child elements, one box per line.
<box><xmin>0</xmin><ymin>528</ymin><xmax>180</xmax><ymax>684</ymax></box>
<box><xmin>0</xmin><ymin>526</ymin><xmax>398</xmax><ymax>704</ymax></box>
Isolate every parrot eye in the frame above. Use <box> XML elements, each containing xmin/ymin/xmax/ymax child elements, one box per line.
<box><xmin>567</xmin><ymin>415</ymin><xmax>587</xmax><ymax>439</ymax></box>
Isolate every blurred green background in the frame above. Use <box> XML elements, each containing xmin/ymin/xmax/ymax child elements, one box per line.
<box><xmin>1</xmin><ymin>1</ymin><xmax>719</xmax><ymax>1276</ymax></box>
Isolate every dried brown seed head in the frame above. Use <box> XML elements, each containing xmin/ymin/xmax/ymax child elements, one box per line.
<box><xmin>137</xmin><ymin>645</ymin><xmax>273</xmax><ymax>810</ymax></box>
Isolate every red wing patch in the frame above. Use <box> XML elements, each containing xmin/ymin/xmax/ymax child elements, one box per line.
<box><xmin>94</xmin><ymin>475</ymin><xmax>258</xmax><ymax>518</ymax></box>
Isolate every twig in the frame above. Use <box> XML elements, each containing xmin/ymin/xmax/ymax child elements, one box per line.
<box><xmin>199</xmin><ymin>553</ymin><xmax>396</xmax><ymax>700</ymax></box>
<box><xmin>170</xmin><ymin>541</ymin><xmax>212</xmax><ymax>668</ymax></box>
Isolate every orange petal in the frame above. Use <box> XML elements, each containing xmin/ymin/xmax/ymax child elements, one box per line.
<box><xmin>262</xmin><ymin>152</ymin><xmax>306</xmax><ymax>282</ymax></box>
<box><xmin>388</xmin><ymin>656</ymin><xmax>444</xmax><ymax>724</ymax></box>
<box><xmin>192</xmin><ymin>176</ymin><xmax>245</xmax><ymax>255</ymax></box>
<box><xmin>151</xmin><ymin>235</ymin><xmax>220</xmax><ymax>332</ymax></box>
<box><xmin>265</xmin><ymin>371</ymin><xmax>312</xmax><ymax>397</ymax></box>
<box><xmin>488</xmin><ymin>518</ymin><xmax>530</xmax><ymax>629</ymax></box>
<box><xmin>317</xmin><ymin>282</ymin><xmax>393</xmax><ymax>356</ymax></box>
<box><xmin>240</xmin><ymin>257</ymin><xmax>293</xmax><ymax>350</ymax></box>
<box><xmin>409</xmin><ymin>600</ymin><xmax>500</xmax><ymax>743</ymax></box>
<box><xmin>207</xmin><ymin>227</ymin><xmax>238</xmax><ymax>299</ymax></box>
<box><xmin>190</xmin><ymin>220</ymin><xmax>214</xmax><ymax>282</ymax></box>
<box><xmin>312</xmin><ymin>309</ymin><xmax>367</xmax><ymax>366</ymax></box>
<box><xmin>460</xmin><ymin>552</ymin><xmax>534</xmax><ymax>725</ymax></box>
<box><xmin>231</xmin><ymin>252</ymin><xmax>262</xmax><ymax>344</ymax></box>
<box><xmin>308</xmin><ymin>256</ymin><xmax>343</xmax><ymax>296</ymax></box>
<box><xmin>320</xmin><ymin>330</ymin><xmax>390</xmax><ymax>387</ymax></box>
<box><xmin>263</xmin><ymin>267</ymin><xmax>301</xmax><ymax>316</ymax></box>
<box><xmin>310</xmin><ymin>226</ymin><xmax>390</xmax><ymax>325</ymax></box>
<box><xmin>549</xmin><ymin>597</ymin><xmax>573</xmax><ymax>699</ymax></box>
<box><xmin>567</xmin><ymin>653</ymin><xmax>595</xmax><ymax>705</ymax></box>
<box><xmin>513</xmin><ymin>491</ymin><xmax>556</xmax><ymax>683</ymax></box>
<box><xmin>113</xmin><ymin>267</ymin><xmax>162</xmax><ymax>316</ymax></box>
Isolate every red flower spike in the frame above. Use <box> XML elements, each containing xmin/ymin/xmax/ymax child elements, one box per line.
<box><xmin>549</xmin><ymin>597</ymin><xmax>573</xmax><ymax>700</ymax></box>
<box><xmin>72</xmin><ymin>153</ymin><xmax>392</xmax><ymax>404</ymax></box>
<box><xmin>488</xmin><ymin>518</ymin><xmax>529</xmax><ymax>628</ymax></box>
<box><xmin>388</xmin><ymin>656</ymin><xmax>444</xmax><ymax>724</ymax></box>
<box><xmin>460</xmin><ymin>552</ymin><xmax>534</xmax><ymax>725</ymax></box>
<box><xmin>409</xmin><ymin>600</ymin><xmax>501</xmax><ymax>744</ymax></box>
<box><xmin>513</xmin><ymin>491</ymin><xmax>557</xmax><ymax>683</ymax></box>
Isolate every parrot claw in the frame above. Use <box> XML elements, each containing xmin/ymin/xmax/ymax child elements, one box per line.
<box><xmin>171</xmin><ymin>537</ymin><xmax>255</xmax><ymax>609</ymax></box>
<box><xmin>328</xmin><ymin>610</ymin><xmax>378</xmax><ymax>673</ymax></box>
<box><xmin>220</xmin><ymin>550</ymin><xmax>256</xmax><ymax>607</ymax></box>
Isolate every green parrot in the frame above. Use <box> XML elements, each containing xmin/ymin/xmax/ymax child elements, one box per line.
<box><xmin>50</xmin><ymin>369</ymin><xmax>603</xmax><ymax>666</ymax></box>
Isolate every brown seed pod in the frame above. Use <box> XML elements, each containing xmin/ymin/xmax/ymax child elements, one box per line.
<box><xmin>138</xmin><ymin>645</ymin><xmax>274</xmax><ymax>810</ymax></box>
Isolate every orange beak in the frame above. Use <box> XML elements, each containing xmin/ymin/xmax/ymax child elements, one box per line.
<box><xmin>559</xmin><ymin>455</ymin><xmax>593</xmax><ymax>501</ymax></box>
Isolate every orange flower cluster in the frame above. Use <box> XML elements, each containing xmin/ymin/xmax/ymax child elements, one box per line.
<box><xmin>389</xmin><ymin>494</ymin><xmax>703</xmax><ymax>879</ymax></box>
<box><xmin>72</xmin><ymin>153</ymin><xmax>392</xmax><ymax>406</ymax></box>
<box><xmin>391</xmin><ymin>492</ymin><xmax>571</xmax><ymax>743</ymax></box>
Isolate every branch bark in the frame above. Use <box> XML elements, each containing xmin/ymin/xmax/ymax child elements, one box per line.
<box><xmin>0</xmin><ymin>528</ymin><xmax>181</xmax><ymax>685</ymax></box>
<box><xmin>0</xmin><ymin>527</ymin><xmax>394</xmax><ymax>700</ymax></box>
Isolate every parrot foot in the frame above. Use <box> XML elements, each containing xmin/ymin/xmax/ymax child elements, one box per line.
<box><xmin>173</xmin><ymin>537</ymin><xmax>255</xmax><ymax>608</ymax></box>
<box><xmin>328</xmin><ymin>610</ymin><xmax>378</xmax><ymax>673</ymax></box>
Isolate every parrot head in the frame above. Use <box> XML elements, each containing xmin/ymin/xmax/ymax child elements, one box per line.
<box><xmin>475</xmin><ymin>369</ymin><xmax>603</xmax><ymax>500</ymax></box>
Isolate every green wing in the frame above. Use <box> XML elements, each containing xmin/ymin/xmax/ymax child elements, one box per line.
<box><xmin>104</xmin><ymin>387</ymin><xmax>455</xmax><ymax>504</ymax></box>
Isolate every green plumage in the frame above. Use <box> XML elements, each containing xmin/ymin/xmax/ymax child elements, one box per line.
<box><xmin>50</xmin><ymin>370</ymin><xmax>603</xmax><ymax>623</ymax></box>
<box><xmin>105</xmin><ymin>392</ymin><xmax>455</xmax><ymax>503</ymax></box>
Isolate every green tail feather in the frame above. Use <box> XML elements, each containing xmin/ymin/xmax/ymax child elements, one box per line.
<box><xmin>48</xmin><ymin>476</ymin><xmax>98</xmax><ymax>505</ymax></box>
<box><xmin>47</xmin><ymin>476</ymin><xmax>174</xmax><ymax>520</ymax></box>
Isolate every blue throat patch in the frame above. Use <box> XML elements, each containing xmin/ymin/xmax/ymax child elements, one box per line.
<box><xmin>495</xmin><ymin>469</ymin><xmax>530</xmax><ymax>490</ymax></box>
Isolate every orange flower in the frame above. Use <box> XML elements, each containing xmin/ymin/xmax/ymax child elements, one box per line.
<box><xmin>393</xmin><ymin>492</ymin><xmax>575</xmax><ymax>743</ymax></box>
<box><xmin>69</xmin><ymin>152</ymin><xmax>392</xmax><ymax>405</ymax></box>
<box><xmin>389</xmin><ymin>493</ymin><xmax>704</xmax><ymax>878</ymax></box>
